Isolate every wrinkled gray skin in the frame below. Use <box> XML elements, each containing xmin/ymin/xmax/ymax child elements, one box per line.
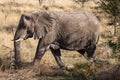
<box><xmin>14</xmin><ymin>11</ymin><xmax>100</xmax><ymax>69</ymax></box>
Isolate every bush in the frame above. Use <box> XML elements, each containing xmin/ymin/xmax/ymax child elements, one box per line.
<box><xmin>108</xmin><ymin>37</ymin><xmax>120</xmax><ymax>53</ymax></box>
<box><xmin>100</xmin><ymin>0</ymin><xmax>120</xmax><ymax>35</ymax></box>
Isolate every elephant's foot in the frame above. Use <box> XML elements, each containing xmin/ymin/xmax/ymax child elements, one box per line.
<box><xmin>31</xmin><ymin>59</ymin><xmax>41</xmax><ymax>73</ymax></box>
<box><xmin>32</xmin><ymin>59</ymin><xmax>40</xmax><ymax>67</ymax></box>
<box><xmin>14</xmin><ymin>61</ymin><xmax>22</xmax><ymax>69</ymax></box>
<box><xmin>60</xmin><ymin>66</ymin><xmax>66</xmax><ymax>70</ymax></box>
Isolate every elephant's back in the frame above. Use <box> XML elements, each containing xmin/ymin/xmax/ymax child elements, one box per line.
<box><xmin>54</xmin><ymin>11</ymin><xmax>100</xmax><ymax>50</ymax></box>
<box><xmin>55</xmin><ymin>11</ymin><xmax>99</xmax><ymax>32</ymax></box>
<box><xmin>57</xmin><ymin>11</ymin><xmax>100</xmax><ymax>38</ymax></box>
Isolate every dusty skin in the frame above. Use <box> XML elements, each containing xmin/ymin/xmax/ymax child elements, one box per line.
<box><xmin>14</xmin><ymin>11</ymin><xmax>100</xmax><ymax>70</ymax></box>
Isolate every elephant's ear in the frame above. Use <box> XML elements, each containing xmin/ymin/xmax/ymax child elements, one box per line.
<box><xmin>42</xmin><ymin>11</ymin><xmax>57</xmax><ymax>31</ymax></box>
<box><xmin>34</xmin><ymin>23</ymin><xmax>46</xmax><ymax>39</ymax></box>
<box><xmin>32</xmin><ymin>11</ymin><xmax>42</xmax><ymax>39</ymax></box>
<box><xmin>33</xmin><ymin>11</ymin><xmax>57</xmax><ymax>39</ymax></box>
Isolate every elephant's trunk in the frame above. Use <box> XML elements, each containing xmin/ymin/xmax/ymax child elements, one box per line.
<box><xmin>14</xmin><ymin>31</ymin><xmax>22</xmax><ymax>69</ymax></box>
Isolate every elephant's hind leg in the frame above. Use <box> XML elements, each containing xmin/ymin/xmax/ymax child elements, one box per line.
<box><xmin>86</xmin><ymin>45</ymin><xmax>96</xmax><ymax>63</ymax></box>
<box><xmin>50</xmin><ymin>48</ymin><xmax>66</xmax><ymax>70</ymax></box>
<box><xmin>77</xmin><ymin>45</ymin><xmax>96</xmax><ymax>63</ymax></box>
<box><xmin>77</xmin><ymin>49</ymin><xmax>86</xmax><ymax>56</ymax></box>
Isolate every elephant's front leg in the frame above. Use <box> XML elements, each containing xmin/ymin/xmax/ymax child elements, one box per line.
<box><xmin>32</xmin><ymin>39</ymin><xmax>47</xmax><ymax>65</ymax></box>
<box><xmin>50</xmin><ymin>48</ymin><xmax>66</xmax><ymax>70</ymax></box>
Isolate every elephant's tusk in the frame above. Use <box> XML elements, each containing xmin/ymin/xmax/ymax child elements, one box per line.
<box><xmin>14</xmin><ymin>38</ymin><xmax>24</xmax><ymax>42</ymax></box>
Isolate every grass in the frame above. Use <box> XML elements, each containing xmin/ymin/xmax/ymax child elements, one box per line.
<box><xmin>0</xmin><ymin>0</ymin><xmax>120</xmax><ymax>79</ymax></box>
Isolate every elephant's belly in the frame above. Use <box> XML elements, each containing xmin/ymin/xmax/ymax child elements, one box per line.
<box><xmin>58</xmin><ymin>32</ymin><xmax>94</xmax><ymax>50</ymax></box>
<box><xmin>59</xmin><ymin>40</ymin><xmax>87</xmax><ymax>50</ymax></box>
<box><xmin>60</xmin><ymin>45</ymin><xmax>80</xmax><ymax>51</ymax></box>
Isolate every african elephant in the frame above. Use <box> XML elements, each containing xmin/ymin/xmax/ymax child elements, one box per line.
<box><xmin>14</xmin><ymin>11</ymin><xmax>100</xmax><ymax>69</ymax></box>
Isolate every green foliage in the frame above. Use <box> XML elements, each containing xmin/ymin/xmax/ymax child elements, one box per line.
<box><xmin>100</xmin><ymin>0</ymin><xmax>120</xmax><ymax>35</ymax></box>
<box><xmin>108</xmin><ymin>37</ymin><xmax>120</xmax><ymax>54</ymax></box>
<box><xmin>100</xmin><ymin>0</ymin><xmax>120</xmax><ymax>23</ymax></box>
<box><xmin>69</xmin><ymin>62</ymin><xmax>96</xmax><ymax>80</ymax></box>
<box><xmin>100</xmin><ymin>0</ymin><xmax>120</xmax><ymax>36</ymax></box>
<box><xmin>100</xmin><ymin>0</ymin><xmax>120</xmax><ymax>16</ymax></box>
<box><xmin>69</xmin><ymin>61</ymin><xmax>116</xmax><ymax>80</ymax></box>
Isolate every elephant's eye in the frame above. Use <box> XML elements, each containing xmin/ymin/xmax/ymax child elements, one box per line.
<box><xmin>27</xmin><ymin>30</ymin><xmax>33</xmax><ymax>34</ymax></box>
<box><xmin>25</xmin><ymin>16</ymin><xmax>31</xmax><ymax>20</ymax></box>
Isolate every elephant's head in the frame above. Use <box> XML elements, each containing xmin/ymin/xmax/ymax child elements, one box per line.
<box><xmin>13</xmin><ymin>11</ymin><xmax>57</xmax><ymax>68</ymax></box>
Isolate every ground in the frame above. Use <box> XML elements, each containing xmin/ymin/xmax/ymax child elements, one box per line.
<box><xmin>0</xmin><ymin>0</ymin><xmax>120</xmax><ymax>80</ymax></box>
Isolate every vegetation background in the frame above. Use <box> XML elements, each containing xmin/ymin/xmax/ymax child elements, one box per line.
<box><xmin>0</xmin><ymin>0</ymin><xmax>120</xmax><ymax>80</ymax></box>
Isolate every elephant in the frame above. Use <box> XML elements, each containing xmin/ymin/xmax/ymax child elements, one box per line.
<box><xmin>13</xmin><ymin>10</ymin><xmax>100</xmax><ymax>69</ymax></box>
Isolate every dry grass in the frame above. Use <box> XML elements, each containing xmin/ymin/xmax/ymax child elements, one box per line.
<box><xmin>0</xmin><ymin>0</ymin><xmax>120</xmax><ymax>79</ymax></box>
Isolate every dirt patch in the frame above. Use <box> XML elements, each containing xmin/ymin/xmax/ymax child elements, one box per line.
<box><xmin>0</xmin><ymin>59</ymin><xmax>120</xmax><ymax>80</ymax></box>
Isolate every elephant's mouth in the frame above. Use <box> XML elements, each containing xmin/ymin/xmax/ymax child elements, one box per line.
<box><xmin>24</xmin><ymin>33</ymin><xmax>33</xmax><ymax>40</ymax></box>
<box><xmin>14</xmin><ymin>33</ymin><xmax>33</xmax><ymax>42</ymax></box>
